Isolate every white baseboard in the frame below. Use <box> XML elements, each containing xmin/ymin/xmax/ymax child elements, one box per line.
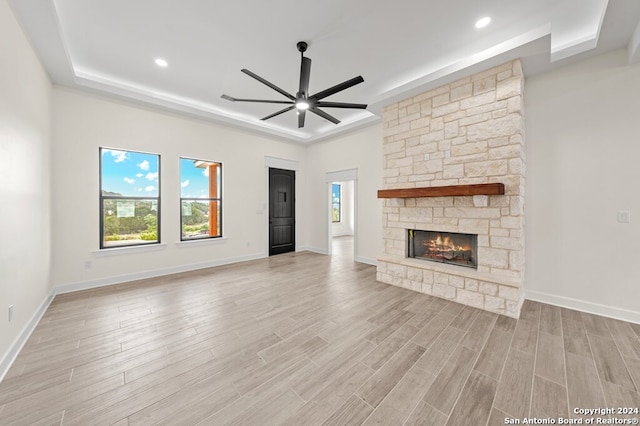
<box><xmin>525</xmin><ymin>289</ymin><xmax>640</xmax><ymax>325</ymax></box>
<box><xmin>355</xmin><ymin>256</ymin><xmax>377</xmax><ymax>266</ymax></box>
<box><xmin>332</xmin><ymin>232</ymin><xmax>354</xmax><ymax>237</ymax></box>
<box><xmin>0</xmin><ymin>293</ymin><xmax>54</xmax><ymax>383</ymax></box>
<box><xmin>298</xmin><ymin>246</ymin><xmax>328</xmax><ymax>255</ymax></box>
<box><xmin>54</xmin><ymin>252</ymin><xmax>267</xmax><ymax>295</ymax></box>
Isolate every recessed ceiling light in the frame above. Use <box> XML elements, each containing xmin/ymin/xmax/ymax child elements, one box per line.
<box><xmin>475</xmin><ymin>16</ymin><xmax>491</xmax><ymax>29</ymax></box>
<box><xmin>154</xmin><ymin>58</ymin><xmax>168</xmax><ymax>68</ymax></box>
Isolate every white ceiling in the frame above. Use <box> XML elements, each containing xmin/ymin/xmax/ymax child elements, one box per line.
<box><xmin>9</xmin><ymin>0</ymin><xmax>640</xmax><ymax>143</ymax></box>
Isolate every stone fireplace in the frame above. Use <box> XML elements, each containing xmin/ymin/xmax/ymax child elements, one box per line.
<box><xmin>376</xmin><ymin>60</ymin><xmax>525</xmax><ymax>318</ymax></box>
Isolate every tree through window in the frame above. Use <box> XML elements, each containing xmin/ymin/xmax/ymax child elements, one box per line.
<box><xmin>332</xmin><ymin>183</ymin><xmax>341</xmax><ymax>223</ymax></box>
<box><xmin>100</xmin><ymin>148</ymin><xmax>160</xmax><ymax>248</ymax></box>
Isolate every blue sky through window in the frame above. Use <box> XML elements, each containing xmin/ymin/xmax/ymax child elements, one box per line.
<box><xmin>332</xmin><ymin>184</ymin><xmax>340</xmax><ymax>203</ymax></box>
<box><xmin>101</xmin><ymin>149</ymin><xmax>159</xmax><ymax>197</ymax></box>
<box><xmin>180</xmin><ymin>158</ymin><xmax>219</xmax><ymax>199</ymax></box>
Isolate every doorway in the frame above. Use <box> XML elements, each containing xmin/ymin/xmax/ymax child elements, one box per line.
<box><xmin>269</xmin><ymin>167</ymin><xmax>295</xmax><ymax>255</ymax></box>
<box><xmin>326</xmin><ymin>169</ymin><xmax>358</xmax><ymax>261</ymax></box>
<box><xmin>331</xmin><ymin>180</ymin><xmax>355</xmax><ymax>261</ymax></box>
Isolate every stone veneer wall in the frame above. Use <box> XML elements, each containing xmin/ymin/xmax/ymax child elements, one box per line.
<box><xmin>376</xmin><ymin>60</ymin><xmax>526</xmax><ymax>318</ymax></box>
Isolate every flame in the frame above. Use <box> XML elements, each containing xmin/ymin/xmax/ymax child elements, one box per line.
<box><xmin>424</xmin><ymin>234</ymin><xmax>470</xmax><ymax>251</ymax></box>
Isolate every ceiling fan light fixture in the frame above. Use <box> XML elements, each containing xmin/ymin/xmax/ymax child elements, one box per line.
<box><xmin>295</xmin><ymin>99</ymin><xmax>310</xmax><ymax>110</ymax></box>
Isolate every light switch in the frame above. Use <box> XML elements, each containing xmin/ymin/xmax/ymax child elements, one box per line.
<box><xmin>617</xmin><ymin>211</ymin><xmax>631</xmax><ymax>223</ymax></box>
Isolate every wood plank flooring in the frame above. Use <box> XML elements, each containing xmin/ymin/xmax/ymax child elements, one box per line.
<box><xmin>1</xmin><ymin>236</ymin><xmax>639</xmax><ymax>425</ymax></box>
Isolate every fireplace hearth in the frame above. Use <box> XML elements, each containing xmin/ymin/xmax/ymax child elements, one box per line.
<box><xmin>408</xmin><ymin>230</ymin><xmax>478</xmax><ymax>269</ymax></box>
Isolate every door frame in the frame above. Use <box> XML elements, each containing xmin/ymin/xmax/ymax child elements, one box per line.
<box><xmin>326</xmin><ymin>168</ymin><xmax>358</xmax><ymax>259</ymax></box>
<box><xmin>264</xmin><ymin>157</ymin><xmax>298</xmax><ymax>256</ymax></box>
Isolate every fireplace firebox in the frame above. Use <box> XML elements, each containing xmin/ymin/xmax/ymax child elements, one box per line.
<box><xmin>408</xmin><ymin>229</ymin><xmax>477</xmax><ymax>269</ymax></box>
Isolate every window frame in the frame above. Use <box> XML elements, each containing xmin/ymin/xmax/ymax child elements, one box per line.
<box><xmin>99</xmin><ymin>147</ymin><xmax>161</xmax><ymax>249</ymax></box>
<box><xmin>332</xmin><ymin>183</ymin><xmax>341</xmax><ymax>223</ymax></box>
<box><xmin>179</xmin><ymin>157</ymin><xmax>223</xmax><ymax>241</ymax></box>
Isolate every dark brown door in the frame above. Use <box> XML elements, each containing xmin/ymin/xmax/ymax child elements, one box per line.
<box><xmin>269</xmin><ymin>168</ymin><xmax>295</xmax><ymax>255</ymax></box>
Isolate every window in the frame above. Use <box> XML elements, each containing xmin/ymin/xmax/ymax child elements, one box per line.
<box><xmin>180</xmin><ymin>158</ymin><xmax>222</xmax><ymax>240</ymax></box>
<box><xmin>332</xmin><ymin>183</ymin><xmax>341</xmax><ymax>223</ymax></box>
<box><xmin>100</xmin><ymin>148</ymin><xmax>160</xmax><ymax>248</ymax></box>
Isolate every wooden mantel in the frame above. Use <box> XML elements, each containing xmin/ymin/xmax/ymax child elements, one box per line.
<box><xmin>377</xmin><ymin>183</ymin><xmax>505</xmax><ymax>198</ymax></box>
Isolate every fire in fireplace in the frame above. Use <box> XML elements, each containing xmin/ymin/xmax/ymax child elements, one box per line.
<box><xmin>408</xmin><ymin>229</ymin><xmax>478</xmax><ymax>269</ymax></box>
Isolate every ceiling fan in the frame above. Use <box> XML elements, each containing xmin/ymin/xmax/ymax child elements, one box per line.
<box><xmin>221</xmin><ymin>41</ymin><xmax>367</xmax><ymax>128</ymax></box>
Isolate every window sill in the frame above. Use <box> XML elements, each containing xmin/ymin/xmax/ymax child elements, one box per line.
<box><xmin>175</xmin><ymin>237</ymin><xmax>228</xmax><ymax>247</ymax></box>
<box><xmin>93</xmin><ymin>243</ymin><xmax>167</xmax><ymax>257</ymax></box>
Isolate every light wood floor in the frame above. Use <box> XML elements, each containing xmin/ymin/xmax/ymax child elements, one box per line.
<box><xmin>1</xmin><ymin>236</ymin><xmax>639</xmax><ymax>425</ymax></box>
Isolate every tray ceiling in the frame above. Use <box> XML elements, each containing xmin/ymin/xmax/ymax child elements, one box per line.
<box><xmin>9</xmin><ymin>0</ymin><xmax>640</xmax><ymax>143</ymax></box>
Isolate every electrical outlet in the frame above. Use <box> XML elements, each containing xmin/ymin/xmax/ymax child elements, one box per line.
<box><xmin>84</xmin><ymin>260</ymin><xmax>92</xmax><ymax>269</ymax></box>
<box><xmin>8</xmin><ymin>305</ymin><xmax>14</xmax><ymax>322</ymax></box>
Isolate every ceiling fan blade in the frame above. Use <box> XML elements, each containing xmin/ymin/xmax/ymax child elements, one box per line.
<box><xmin>298</xmin><ymin>110</ymin><xmax>306</xmax><ymax>128</ymax></box>
<box><xmin>261</xmin><ymin>105</ymin><xmax>296</xmax><ymax>121</ymax></box>
<box><xmin>299</xmin><ymin>57</ymin><xmax>311</xmax><ymax>96</ymax></box>
<box><xmin>311</xmin><ymin>76</ymin><xmax>364</xmax><ymax>101</ymax></box>
<box><xmin>316</xmin><ymin>101</ymin><xmax>367</xmax><ymax>109</ymax></box>
<box><xmin>241</xmin><ymin>69</ymin><xmax>295</xmax><ymax>100</ymax></box>
<box><xmin>310</xmin><ymin>107</ymin><xmax>340</xmax><ymax>124</ymax></box>
<box><xmin>221</xmin><ymin>94</ymin><xmax>293</xmax><ymax>105</ymax></box>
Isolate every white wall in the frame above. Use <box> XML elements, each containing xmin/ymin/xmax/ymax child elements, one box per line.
<box><xmin>305</xmin><ymin>125</ymin><xmax>383</xmax><ymax>264</ymax></box>
<box><xmin>0</xmin><ymin>0</ymin><xmax>53</xmax><ymax>375</ymax></box>
<box><xmin>51</xmin><ymin>88</ymin><xmax>308</xmax><ymax>291</ymax></box>
<box><xmin>525</xmin><ymin>49</ymin><xmax>640</xmax><ymax>322</ymax></box>
<box><xmin>331</xmin><ymin>180</ymin><xmax>354</xmax><ymax>237</ymax></box>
